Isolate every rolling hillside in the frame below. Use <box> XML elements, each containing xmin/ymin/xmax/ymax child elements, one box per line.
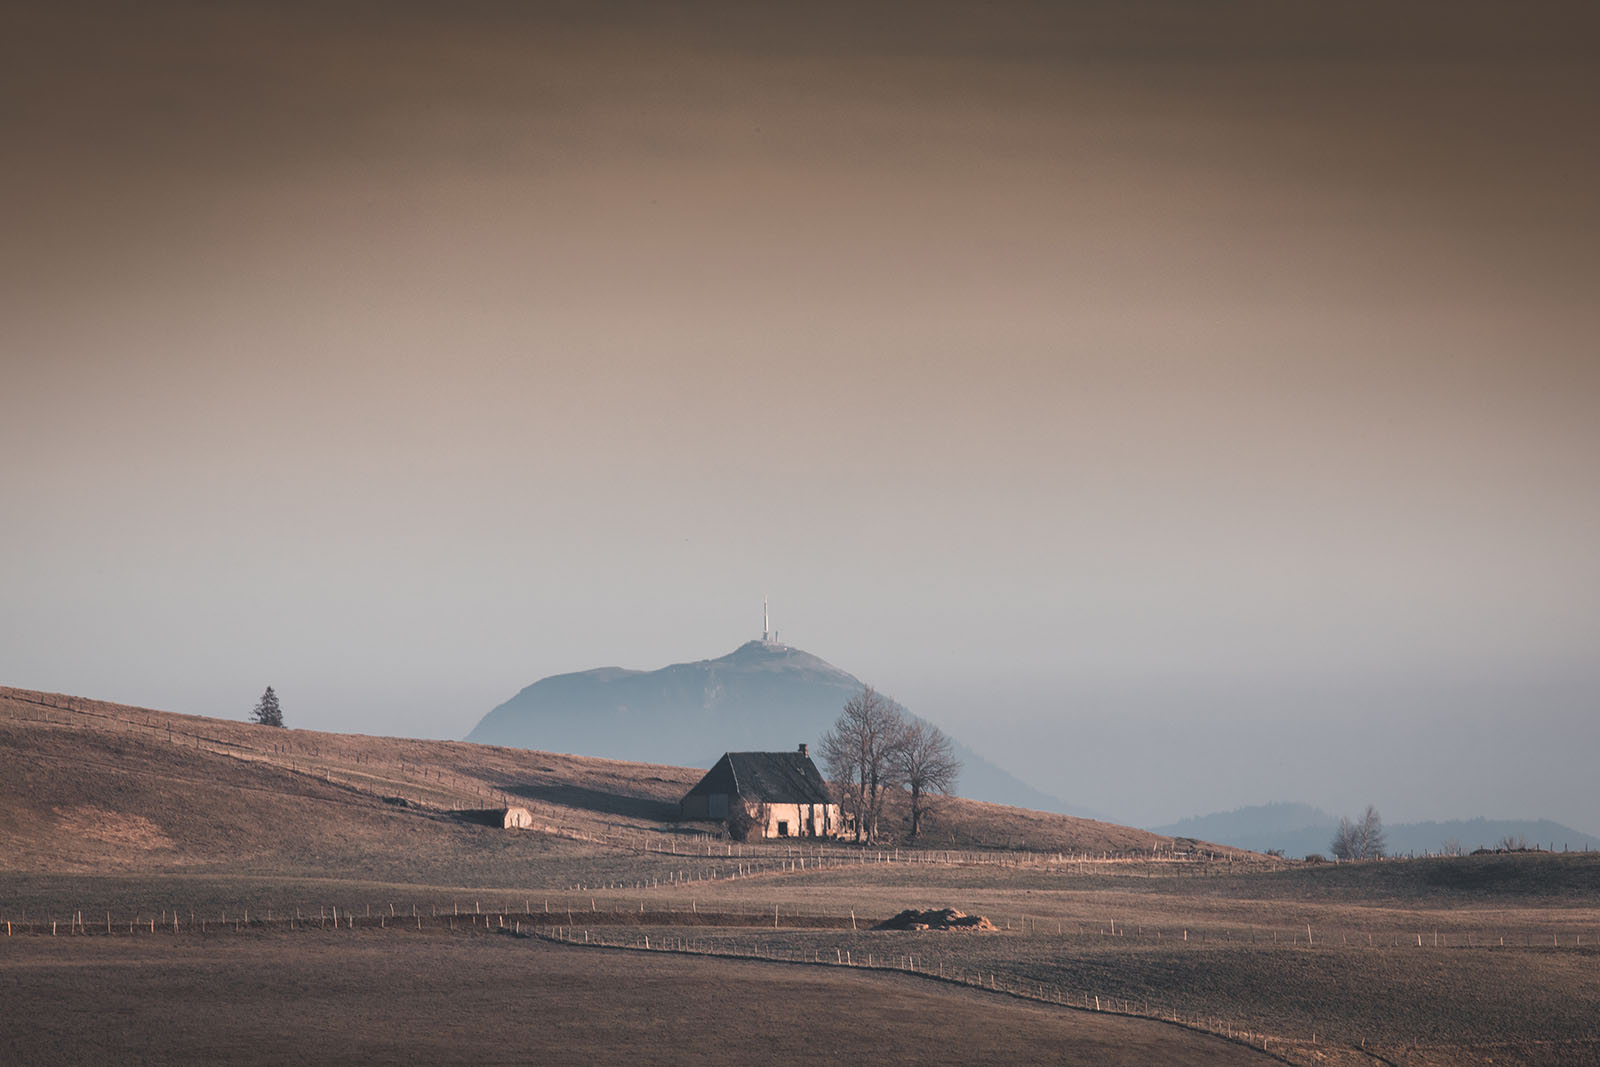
<box><xmin>0</xmin><ymin>685</ymin><xmax>1204</xmax><ymax>882</ymax></box>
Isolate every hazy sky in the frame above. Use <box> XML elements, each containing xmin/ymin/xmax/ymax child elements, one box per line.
<box><xmin>5</xmin><ymin>2</ymin><xmax>1598</xmax><ymax>831</ymax></box>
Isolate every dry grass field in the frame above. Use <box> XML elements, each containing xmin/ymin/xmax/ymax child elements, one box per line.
<box><xmin>3</xmin><ymin>686</ymin><xmax>1598</xmax><ymax>1065</ymax></box>
<box><xmin>0</xmin><ymin>931</ymin><xmax>1274</xmax><ymax>1066</ymax></box>
<box><xmin>0</xmin><ymin>686</ymin><xmax>1195</xmax><ymax>869</ymax></box>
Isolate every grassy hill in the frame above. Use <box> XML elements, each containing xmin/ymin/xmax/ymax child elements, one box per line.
<box><xmin>0</xmin><ymin>685</ymin><xmax>1205</xmax><ymax>882</ymax></box>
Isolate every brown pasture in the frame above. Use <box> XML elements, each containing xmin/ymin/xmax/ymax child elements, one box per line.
<box><xmin>0</xmin><ymin>929</ymin><xmax>1274</xmax><ymax>1066</ymax></box>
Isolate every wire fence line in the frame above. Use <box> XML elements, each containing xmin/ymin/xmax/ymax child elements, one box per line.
<box><xmin>533</xmin><ymin>923</ymin><xmax>1318</xmax><ymax>1065</ymax></box>
<box><xmin>6</xmin><ymin>891</ymin><xmax>1592</xmax><ymax>956</ymax></box>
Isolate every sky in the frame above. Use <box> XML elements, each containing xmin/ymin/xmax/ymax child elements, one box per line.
<box><xmin>4</xmin><ymin>1</ymin><xmax>1598</xmax><ymax>832</ymax></box>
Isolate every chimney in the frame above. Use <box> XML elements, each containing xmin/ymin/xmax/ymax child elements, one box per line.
<box><xmin>798</xmin><ymin>743</ymin><xmax>808</xmax><ymax>758</ymax></box>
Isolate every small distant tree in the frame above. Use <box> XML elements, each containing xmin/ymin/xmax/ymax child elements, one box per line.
<box><xmin>895</xmin><ymin>718</ymin><xmax>960</xmax><ymax>838</ymax></box>
<box><xmin>1330</xmin><ymin>817</ymin><xmax>1358</xmax><ymax>861</ymax></box>
<box><xmin>1331</xmin><ymin>805</ymin><xmax>1385</xmax><ymax>860</ymax></box>
<box><xmin>251</xmin><ymin>686</ymin><xmax>284</xmax><ymax>728</ymax></box>
<box><xmin>1356</xmin><ymin>805</ymin><xmax>1387</xmax><ymax>859</ymax></box>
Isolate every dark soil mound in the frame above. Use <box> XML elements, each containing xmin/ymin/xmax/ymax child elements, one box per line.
<box><xmin>876</xmin><ymin>908</ymin><xmax>997</xmax><ymax>931</ymax></box>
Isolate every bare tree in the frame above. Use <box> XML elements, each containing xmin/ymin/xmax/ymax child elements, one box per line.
<box><xmin>817</xmin><ymin>726</ymin><xmax>863</xmax><ymax>841</ymax></box>
<box><xmin>818</xmin><ymin>686</ymin><xmax>907</xmax><ymax>844</ymax></box>
<box><xmin>1331</xmin><ymin>805</ymin><xmax>1385</xmax><ymax>860</ymax></box>
<box><xmin>1356</xmin><ymin>805</ymin><xmax>1386</xmax><ymax>859</ymax></box>
<box><xmin>863</xmin><ymin>700</ymin><xmax>910</xmax><ymax>843</ymax></box>
<box><xmin>1330</xmin><ymin>816</ymin><xmax>1359</xmax><ymax>861</ymax></box>
<box><xmin>251</xmin><ymin>686</ymin><xmax>284</xmax><ymax>728</ymax></box>
<box><xmin>895</xmin><ymin>717</ymin><xmax>960</xmax><ymax>838</ymax></box>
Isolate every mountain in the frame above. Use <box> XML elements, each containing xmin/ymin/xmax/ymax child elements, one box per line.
<box><xmin>1150</xmin><ymin>802</ymin><xmax>1334</xmax><ymax>853</ymax></box>
<box><xmin>1150</xmin><ymin>803</ymin><xmax>1600</xmax><ymax>857</ymax></box>
<box><xmin>467</xmin><ymin>640</ymin><xmax>1096</xmax><ymax>816</ymax></box>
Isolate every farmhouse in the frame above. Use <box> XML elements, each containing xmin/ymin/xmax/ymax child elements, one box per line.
<box><xmin>681</xmin><ymin>744</ymin><xmax>842</xmax><ymax>839</ymax></box>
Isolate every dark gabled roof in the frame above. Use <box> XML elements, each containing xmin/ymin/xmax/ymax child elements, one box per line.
<box><xmin>684</xmin><ymin>751</ymin><xmax>833</xmax><ymax>806</ymax></box>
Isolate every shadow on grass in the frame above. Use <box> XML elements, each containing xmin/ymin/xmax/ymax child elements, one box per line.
<box><xmin>501</xmin><ymin>783</ymin><xmax>680</xmax><ymax>823</ymax></box>
<box><xmin>451</xmin><ymin>809</ymin><xmax>508</xmax><ymax>827</ymax></box>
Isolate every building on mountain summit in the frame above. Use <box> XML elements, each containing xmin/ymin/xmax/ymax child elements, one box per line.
<box><xmin>681</xmin><ymin>744</ymin><xmax>843</xmax><ymax>839</ymax></box>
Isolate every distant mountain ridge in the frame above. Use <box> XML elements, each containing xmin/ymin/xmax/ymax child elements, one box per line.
<box><xmin>467</xmin><ymin>640</ymin><xmax>1096</xmax><ymax>817</ymax></box>
<box><xmin>1150</xmin><ymin>803</ymin><xmax>1600</xmax><ymax>856</ymax></box>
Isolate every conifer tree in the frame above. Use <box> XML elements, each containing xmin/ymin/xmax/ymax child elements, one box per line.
<box><xmin>251</xmin><ymin>686</ymin><xmax>284</xmax><ymax>728</ymax></box>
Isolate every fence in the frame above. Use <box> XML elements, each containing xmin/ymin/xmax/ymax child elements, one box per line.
<box><xmin>7</xmin><ymin>889</ymin><xmax>1590</xmax><ymax>953</ymax></box>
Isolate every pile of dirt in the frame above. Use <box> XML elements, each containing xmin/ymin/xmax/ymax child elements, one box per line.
<box><xmin>876</xmin><ymin>908</ymin><xmax>997</xmax><ymax>931</ymax></box>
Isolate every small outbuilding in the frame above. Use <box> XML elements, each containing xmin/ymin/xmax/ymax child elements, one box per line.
<box><xmin>502</xmin><ymin>806</ymin><xmax>535</xmax><ymax>829</ymax></box>
<box><xmin>680</xmin><ymin>744</ymin><xmax>842</xmax><ymax>839</ymax></box>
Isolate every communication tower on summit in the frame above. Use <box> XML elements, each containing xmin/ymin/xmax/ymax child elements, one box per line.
<box><xmin>762</xmin><ymin>597</ymin><xmax>779</xmax><ymax>645</ymax></box>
